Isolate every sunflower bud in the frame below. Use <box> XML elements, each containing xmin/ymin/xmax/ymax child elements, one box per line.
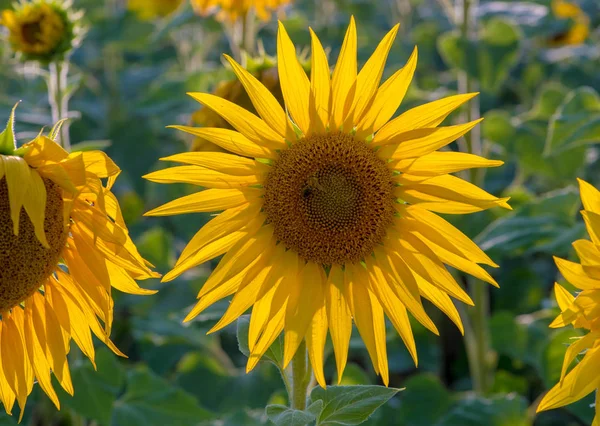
<box><xmin>0</xmin><ymin>0</ymin><xmax>82</xmax><ymax>63</ymax></box>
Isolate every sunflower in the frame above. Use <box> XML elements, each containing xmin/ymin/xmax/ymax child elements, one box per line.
<box><xmin>537</xmin><ymin>179</ymin><xmax>600</xmax><ymax>425</ymax></box>
<box><xmin>144</xmin><ymin>19</ymin><xmax>509</xmax><ymax>386</ymax></box>
<box><xmin>0</xmin><ymin>110</ymin><xmax>158</xmax><ymax>419</ymax></box>
<box><xmin>191</xmin><ymin>0</ymin><xmax>292</xmax><ymax>22</ymax></box>
<box><xmin>128</xmin><ymin>0</ymin><xmax>183</xmax><ymax>20</ymax></box>
<box><xmin>0</xmin><ymin>0</ymin><xmax>81</xmax><ymax>63</ymax></box>
<box><xmin>548</xmin><ymin>0</ymin><xmax>590</xmax><ymax>46</ymax></box>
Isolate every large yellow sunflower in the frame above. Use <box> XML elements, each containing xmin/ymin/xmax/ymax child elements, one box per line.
<box><xmin>0</xmin><ymin>112</ymin><xmax>158</xmax><ymax>419</ymax></box>
<box><xmin>191</xmin><ymin>0</ymin><xmax>292</xmax><ymax>22</ymax></box>
<box><xmin>537</xmin><ymin>179</ymin><xmax>600</xmax><ymax>425</ymax></box>
<box><xmin>144</xmin><ymin>19</ymin><xmax>509</xmax><ymax>386</ymax></box>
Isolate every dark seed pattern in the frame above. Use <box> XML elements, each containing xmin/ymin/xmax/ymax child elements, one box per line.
<box><xmin>0</xmin><ymin>177</ymin><xmax>67</xmax><ymax>312</ymax></box>
<box><xmin>263</xmin><ymin>132</ymin><xmax>395</xmax><ymax>265</ymax></box>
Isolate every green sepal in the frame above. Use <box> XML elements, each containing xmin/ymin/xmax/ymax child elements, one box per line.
<box><xmin>0</xmin><ymin>103</ymin><xmax>19</xmax><ymax>156</ymax></box>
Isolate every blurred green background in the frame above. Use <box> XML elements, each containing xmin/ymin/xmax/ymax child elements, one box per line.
<box><xmin>2</xmin><ymin>0</ymin><xmax>600</xmax><ymax>424</ymax></box>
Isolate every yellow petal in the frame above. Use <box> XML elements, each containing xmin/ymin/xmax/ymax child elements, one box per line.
<box><xmin>377</xmin><ymin>119</ymin><xmax>483</xmax><ymax>159</ymax></box>
<box><xmin>283</xmin><ymin>262</ymin><xmax>324</xmax><ymax>368</ymax></box>
<box><xmin>277</xmin><ymin>21</ymin><xmax>311</xmax><ymax>136</ymax></box>
<box><xmin>356</xmin><ymin>46</ymin><xmax>418</xmax><ymax>140</ymax></box>
<box><xmin>344</xmin><ymin>24</ymin><xmax>399</xmax><ymax>131</ymax></box>
<box><xmin>2</xmin><ymin>155</ymin><xmax>31</xmax><ymax>235</ymax></box>
<box><xmin>142</xmin><ymin>165</ymin><xmax>262</xmax><ymax>188</ymax></box>
<box><xmin>578</xmin><ymin>178</ymin><xmax>600</xmax><ymax>215</ymax></box>
<box><xmin>224</xmin><ymin>54</ymin><xmax>289</xmax><ymax>138</ymax></box>
<box><xmin>391</xmin><ymin>151</ymin><xmax>503</xmax><ymax>177</ymax></box>
<box><xmin>0</xmin><ymin>322</ymin><xmax>16</xmax><ymax>415</ymax></box>
<box><xmin>23</xmin><ymin>168</ymin><xmax>50</xmax><ymax>248</ymax></box>
<box><xmin>396</xmin><ymin>174</ymin><xmax>511</xmax><ymax>214</ymax></box>
<box><xmin>187</xmin><ymin>93</ymin><xmax>285</xmax><ymax>148</ymax></box>
<box><xmin>373</xmin><ymin>93</ymin><xmax>479</xmax><ymax>146</ymax></box>
<box><xmin>330</xmin><ymin>17</ymin><xmax>357</xmax><ymax>130</ymax></box>
<box><xmin>560</xmin><ymin>331</ymin><xmax>600</xmax><ymax>382</ymax></box>
<box><xmin>308</xmin><ymin>27</ymin><xmax>331</xmax><ymax>134</ymax></box>
<box><xmin>403</xmin><ymin>205</ymin><xmax>497</xmax><ymax>266</ymax></box>
<box><xmin>160</xmin><ymin>151</ymin><xmax>259</xmax><ymax>174</ymax></box>
<box><xmin>80</xmin><ymin>151</ymin><xmax>120</xmax><ymax>178</ymax></box>
<box><xmin>246</xmin><ymin>301</ymin><xmax>286</xmax><ymax>372</ymax></box>
<box><xmin>326</xmin><ymin>265</ymin><xmax>352</xmax><ymax>383</ymax></box>
<box><xmin>145</xmin><ymin>188</ymin><xmax>262</xmax><ymax>216</ymax></box>
<box><xmin>169</xmin><ymin>126</ymin><xmax>277</xmax><ymax>159</ymax></box>
<box><xmin>554</xmin><ymin>256</ymin><xmax>600</xmax><ymax>290</ymax></box>
<box><xmin>417</xmin><ymin>279</ymin><xmax>464</xmax><ymax>335</ymax></box>
<box><xmin>581</xmin><ymin>210</ymin><xmax>600</xmax><ymax>246</ymax></box>
<box><xmin>306</xmin><ymin>300</ymin><xmax>328</xmax><ymax>387</ymax></box>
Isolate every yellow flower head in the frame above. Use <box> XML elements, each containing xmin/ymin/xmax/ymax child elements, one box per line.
<box><xmin>0</xmin><ymin>109</ymin><xmax>158</xmax><ymax>419</ymax></box>
<box><xmin>128</xmin><ymin>0</ymin><xmax>183</xmax><ymax>20</ymax></box>
<box><xmin>144</xmin><ymin>18</ymin><xmax>509</xmax><ymax>386</ymax></box>
<box><xmin>537</xmin><ymin>178</ymin><xmax>600</xmax><ymax>425</ymax></box>
<box><xmin>0</xmin><ymin>0</ymin><xmax>80</xmax><ymax>63</ymax></box>
<box><xmin>549</xmin><ymin>0</ymin><xmax>590</xmax><ymax>46</ymax></box>
<box><xmin>191</xmin><ymin>0</ymin><xmax>292</xmax><ymax>22</ymax></box>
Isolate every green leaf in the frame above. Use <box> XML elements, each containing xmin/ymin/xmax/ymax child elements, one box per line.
<box><xmin>438</xmin><ymin>18</ymin><xmax>522</xmax><ymax>92</ymax></box>
<box><xmin>0</xmin><ymin>103</ymin><xmax>18</xmax><ymax>155</ymax></box>
<box><xmin>266</xmin><ymin>404</ymin><xmax>316</xmax><ymax>426</ymax></box>
<box><xmin>544</xmin><ymin>87</ymin><xmax>600</xmax><ymax>156</ymax></box>
<box><xmin>437</xmin><ymin>394</ymin><xmax>530</xmax><ymax>426</ymax></box>
<box><xmin>237</xmin><ymin>315</ymin><xmax>284</xmax><ymax>369</ymax></box>
<box><xmin>395</xmin><ymin>374</ymin><xmax>451</xmax><ymax>426</ymax></box>
<box><xmin>482</xmin><ymin>110</ymin><xmax>516</xmax><ymax>150</ymax></box>
<box><xmin>310</xmin><ymin>385</ymin><xmax>401</xmax><ymax>425</ymax></box>
<box><xmin>59</xmin><ymin>348</ymin><xmax>126</xmax><ymax>426</ymax></box>
<box><xmin>113</xmin><ymin>366</ymin><xmax>214</xmax><ymax>426</ymax></box>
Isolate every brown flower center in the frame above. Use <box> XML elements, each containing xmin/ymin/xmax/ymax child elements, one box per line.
<box><xmin>263</xmin><ymin>132</ymin><xmax>396</xmax><ymax>265</ymax></box>
<box><xmin>0</xmin><ymin>176</ymin><xmax>67</xmax><ymax>312</ymax></box>
<box><xmin>21</xmin><ymin>21</ymin><xmax>42</xmax><ymax>44</ymax></box>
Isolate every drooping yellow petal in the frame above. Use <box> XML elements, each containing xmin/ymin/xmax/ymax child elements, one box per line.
<box><xmin>306</xmin><ymin>299</ymin><xmax>328</xmax><ymax>387</ymax></box>
<box><xmin>560</xmin><ymin>331</ymin><xmax>600</xmax><ymax>382</ymax></box>
<box><xmin>0</xmin><ymin>322</ymin><xmax>16</xmax><ymax>415</ymax></box>
<box><xmin>355</xmin><ymin>46</ymin><xmax>418</xmax><ymax>140</ymax></box>
<box><xmin>80</xmin><ymin>151</ymin><xmax>120</xmax><ymax>178</ymax></box>
<box><xmin>326</xmin><ymin>265</ymin><xmax>352</xmax><ymax>383</ymax></box>
<box><xmin>169</xmin><ymin>126</ymin><xmax>277</xmax><ymax>159</ymax></box>
<box><xmin>417</xmin><ymin>278</ymin><xmax>464</xmax><ymax>335</ymax></box>
<box><xmin>277</xmin><ymin>21</ymin><xmax>311</xmax><ymax>136</ymax></box>
<box><xmin>188</xmin><ymin>93</ymin><xmax>285</xmax><ymax>148</ymax></box>
<box><xmin>145</xmin><ymin>188</ymin><xmax>263</xmax><ymax>217</ymax></box>
<box><xmin>343</xmin><ymin>24</ymin><xmax>399</xmax><ymax>131</ymax></box>
<box><xmin>308</xmin><ymin>27</ymin><xmax>331</xmax><ymax>134</ymax></box>
<box><xmin>22</xmin><ymin>168</ymin><xmax>50</xmax><ymax>248</ymax></box>
<box><xmin>2</xmin><ymin>155</ymin><xmax>31</xmax><ymax>235</ymax></box>
<box><xmin>581</xmin><ymin>210</ymin><xmax>600</xmax><ymax>246</ymax></box>
<box><xmin>283</xmin><ymin>261</ymin><xmax>324</xmax><ymax>368</ymax></box>
<box><xmin>330</xmin><ymin>17</ymin><xmax>357</xmax><ymax>130</ymax></box>
<box><xmin>377</xmin><ymin>119</ymin><xmax>484</xmax><ymax>160</ymax></box>
<box><xmin>224</xmin><ymin>54</ymin><xmax>289</xmax><ymax>138</ymax></box>
<box><xmin>246</xmin><ymin>300</ymin><xmax>286</xmax><ymax>373</ymax></box>
<box><xmin>373</xmin><ymin>93</ymin><xmax>479</xmax><ymax>146</ymax></box>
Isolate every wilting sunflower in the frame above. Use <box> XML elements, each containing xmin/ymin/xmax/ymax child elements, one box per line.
<box><xmin>0</xmin><ymin>110</ymin><xmax>158</xmax><ymax>418</ymax></box>
<box><xmin>145</xmin><ymin>19</ymin><xmax>509</xmax><ymax>386</ymax></box>
<box><xmin>548</xmin><ymin>0</ymin><xmax>590</xmax><ymax>46</ymax></box>
<box><xmin>537</xmin><ymin>179</ymin><xmax>600</xmax><ymax>425</ymax></box>
<box><xmin>128</xmin><ymin>0</ymin><xmax>183</xmax><ymax>20</ymax></box>
<box><xmin>0</xmin><ymin>0</ymin><xmax>81</xmax><ymax>63</ymax></box>
<box><xmin>191</xmin><ymin>0</ymin><xmax>292</xmax><ymax>22</ymax></box>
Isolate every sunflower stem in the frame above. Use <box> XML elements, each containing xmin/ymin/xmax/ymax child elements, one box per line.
<box><xmin>455</xmin><ymin>0</ymin><xmax>492</xmax><ymax>396</ymax></box>
<box><xmin>241</xmin><ymin>8</ymin><xmax>257</xmax><ymax>58</ymax></box>
<box><xmin>48</xmin><ymin>60</ymin><xmax>71</xmax><ymax>151</ymax></box>
<box><xmin>290</xmin><ymin>341</ymin><xmax>311</xmax><ymax>410</ymax></box>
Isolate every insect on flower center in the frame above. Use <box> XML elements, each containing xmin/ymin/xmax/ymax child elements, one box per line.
<box><xmin>263</xmin><ymin>132</ymin><xmax>396</xmax><ymax>265</ymax></box>
<box><xmin>0</xmin><ymin>176</ymin><xmax>67</xmax><ymax>312</ymax></box>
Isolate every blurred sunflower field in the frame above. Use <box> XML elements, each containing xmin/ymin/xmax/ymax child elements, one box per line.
<box><xmin>1</xmin><ymin>0</ymin><xmax>600</xmax><ymax>425</ymax></box>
